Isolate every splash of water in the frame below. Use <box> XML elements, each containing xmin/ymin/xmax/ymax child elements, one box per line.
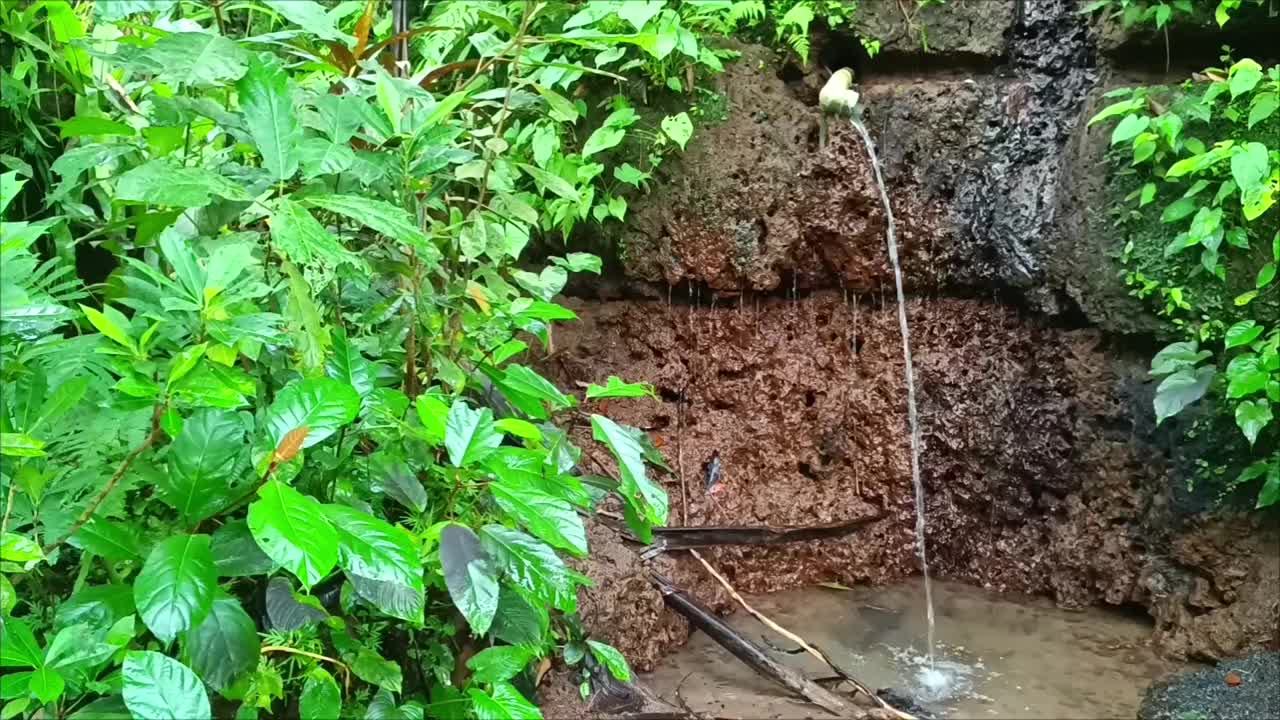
<box><xmin>850</xmin><ymin>118</ymin><xmax>937</xmax><ymax>666</ymax></box>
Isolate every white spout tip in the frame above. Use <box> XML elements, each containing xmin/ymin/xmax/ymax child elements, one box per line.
<box><xmin>819</xmin><ymin>68</ymin><xmax>860</xmax><ymax>117</ymax></box>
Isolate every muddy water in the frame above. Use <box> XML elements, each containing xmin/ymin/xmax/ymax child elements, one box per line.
<box><xmin>645</xmin><ymin>581</ymin><xmax>1183</xmax><ymax>719</ymax></box>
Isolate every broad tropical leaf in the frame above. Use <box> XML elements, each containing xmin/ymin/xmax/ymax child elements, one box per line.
<box><xmin>184</xmin><ymin>595</ymin><xmax>260</xmax><ymax>691</ymax></box>
<box><xmin>479</xmin><ymin>525</ymin><xmax>579</xmax><ymax>613</ymax></box>
<box><xmin>445</xmin><ymin>399</ymin><xmax>503</xmax><ymax>468</ymax></box>
<box><xmin>133</xmin><ymin>534</ymin><xmax>216</xmax><ymax>644</ymax></box>
<box><xmin>439</xmin><ymin>525</ymin><xmax>499</xmax><ymax>635</ymax></box>
<box><xmin>263</xmin><ymin>377</ymin><xmax>361</xmax><ymax>451</ymax></box>
<box><xmin>160</xmin><ymin>408</ymin><xmax>245</xmax><ymax>524</ymax></box>
<box><xmin>300</xmin><ymin>668</ymin><xmax>343</xmax><ymax>720</ymax></box>
<box><xmin>122</xmin><ymin>651</ymin><xmax>211</xmax><ymax>720</ymax></box>
<box><xmin>237</xmin><ymin>54</ymin><xmax>301</xmax><ymax>182</ymax></box>
<box><xmin>247</xmin><ymin>480</ymin><xmax>339</xmax><ymax>589</ymax></box>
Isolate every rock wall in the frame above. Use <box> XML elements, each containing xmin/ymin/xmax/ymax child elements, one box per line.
<box><xmin>550</xmin><ymin>0</ymin><xmax>1280</xmax><ymax>681</ymax></box>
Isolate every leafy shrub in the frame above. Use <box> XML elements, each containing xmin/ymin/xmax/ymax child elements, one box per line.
<box><xmin>0</xmin><ymin>1</ymin><xmax>815</xmax><ymax>717</ymax></box>
<box><xmin>1090</xmin><ymin>52</ymin><xmax>1278</xmax><ymax>508</ymax></box>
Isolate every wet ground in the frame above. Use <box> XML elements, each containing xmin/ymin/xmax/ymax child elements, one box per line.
<box><xmin>645</xmin><ymin>580</ymin><xmax>1187</xmax><ymax>719</ymax></box>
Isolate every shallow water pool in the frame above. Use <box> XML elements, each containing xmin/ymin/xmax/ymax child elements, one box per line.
<box><xmin>644</xmin><ymin>580</ymin><xmax>1184</xmax><ymax>719</ymax></box>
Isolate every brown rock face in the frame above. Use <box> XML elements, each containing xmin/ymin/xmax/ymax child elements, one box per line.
<box><xmin>549</xmin><ymin>0</ymin><xmax>1280</xmax><ymax>698</ymax></box>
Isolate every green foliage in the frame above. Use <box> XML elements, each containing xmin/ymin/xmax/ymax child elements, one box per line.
<box><xmin>0</xmin><ymin>1</ymin><xmax>840</xmax><ymax>717</ymax></box>
<box><xmin>1092</xmin><ymin>55</ymin><xmax>1279</xmax><ymax>507</ymax></box>
<box><xmin>1079</xmin><ymin>0</ymin><xmax>1266</xmax><ymax>29</ymax></box>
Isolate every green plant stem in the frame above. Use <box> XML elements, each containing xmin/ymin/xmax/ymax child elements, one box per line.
<box><xmin>475</xmin><ymin>1</ymin><xmax>533</xmax><ymax>212</ymax></box>
<box><xmin>42</xmin><ymin>403</ymin><xmax>167</xmax><ymax>555</ymax></box>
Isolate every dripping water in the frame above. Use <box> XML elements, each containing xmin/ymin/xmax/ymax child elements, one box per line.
<box><xmin>850</xmin><ymin>118</ymin><xmax>937</xmax><ymax>670</ymax></box>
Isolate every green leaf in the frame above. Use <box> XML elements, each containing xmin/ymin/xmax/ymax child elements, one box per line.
<box><xmin>590</xmin><ymin>415</ymin><xmax>668</xmax><ymax>537</ymax></box>
<box><xmin>491</xmin><ymin>479</ymin><xmax>588</xmax><ymax>556</ymax></box>
<box><xmin>323</xmin><ymin>504</ymin><xmax>423</xmax><ymax>602</ymax></box>
<box><xmin>1160</xmin><ymin>197</ymin><xmax>1197</xmax><ymax>223</ymax></box>
<box><xmin>1150</xmin><ymin>341</ymin><xmax>1211</xmax><ymax>376</ymax></box>
<box><xmin>237</xmin><ymin>54</ymin><xmax>301</xmax><ymax>182</ymax></box>
<box><xmin>491</xmin><ymin>588</ymin><xmax>549</xmax><ymax>646</ymax></box>
<box><xmin>534</xmin><ymin>85</ymin><xmax>579</xmax><ymax>122</ymax></box>
<box><xmin>247</xmin><ymin>480</ymin><xmax>338</xmax><ymax>589</ymax></box>
<box><xmin>1110</xmin><ymin>114</ymin><xmax>1149</xmax><ymax>145</ymax></box>
<box><xmin>1235</xmin><ymin>399</ymin><xmax>1272</xmax><ymax>445</ymax></box>
<box><xmin>305</xmin><ymin>194</ymin><xmax>432</xmax><ymax>252</ymax></box>
<box><xmin>1228</xmin><ymin>58</ymin><xmax>1263</xmax><ymax>98</ymax></box>
<box><xmin>445</xmin><ymin>399</ymin><xmax>503</xmax><ymax>468</ymax></box>
<box><xmin>270</xmin><ymin>198</ymin><xmax>365</xmax><ymax>271</ymax></box>
<box><xmin>517</xmin><ymin>163</ymin><xmax>579</xmax><ymax>202</ymax></box>
<box><xmin>133</xmin><ymin>534</ymin><xmax>216</xmax><ymax>644</ymax></box>
<box><xmin>326</xmin><ymin>330</ymin><xmax>376</xmax><ymax>399</ymax></box>
<box><xmin>1258</xmin><ymin>263</ymin><xmax>1277</xmax><ymax>289</ymax></box>
<box><xmin>1226</xmin><ymin>321</ymin><xmax>1264</xmax><ymax>349</ymax></box>
<box><xmin>1257</xmin><ymin>463</ymin><xmax>1280</xmax><ymax>508</ymax></box>
<box><xmin>74</xmin><ymin>519</ymin><xmax>144</xmax><ymax>562</ymax></box>
<box><xmin>185</xmin><ymin>595</ymin><xmax>260</xmax><ymax>692</ymax></box>
<box><xmin>114</xmin><ymin>160</ymin><xmax>251</xmax><ymax>208</ymax></box>
<box><xmin>586</xmin><ymin>640</ymin><xmax>631</xmax><ymax>682</ymax></box>
<box><xmin>298</xmin><ymin>137</ymin><xmax>355</xmax><ymax>179</ymax></box>
<box><xmin>467</xmin><ymin>646</ymin><xmax>534</xmax><ymax>684</ymax></box>
<box><xmin>1</xmin><ymin>619</ymin><xmax>43</xmax><ymax>668</ymax></box>
<box><xmin>211</xmin><ymin>520</ymin><xmax>277</xmax><ymax>577</ymax></box>
<box><xmin>613</xmin><ymin>163</ymin><xmax>650</xmax><ymax>187</ymax></box>
<box><xmin>617</xmin><ymin>0</ymin><xmax>665</xmax><ymax>30</ymax></box>
<box><xmin>1227</xmin><ymin>355</ymin><xmax>1269</xmax><ymax>398</ymax></box>
<box><xmin>1167</xmin><ymin>144</ymin><xmax>1234</xmax><ymax>178</ymax></box>
<box><xmin>161</xmin><ymin>408</ymin><xmax>245</xmax><ymax>524</ymax></box>
<box><xmin>0</xmin><ymin>434</ymin><xmax>44</xmax><ymax>458</ymax></box>
<box><xmin>262</xmin><ymin>0</ymin><xmax>351</xmax><ymax>43</ymax></box>
<box><xmin>479</xmin><ymin>525</ymin><xmax>579</xmax><ymax>613</ymax></box>
<box><xmin>1249</xmin><ymin>92</ymin><xmax>1278</xmax><ymax>128</ymax></box>
<box><xmin>122</xmin><ymin>651</ymin><xmax>211</xmax><ymax>720</ymax></box>
<box><xmin>1088</xmin><ymin>97</ymin><xmax>1145</xmax><ymax>126</ymax></box>
<box><xmin>586</xmin><ymin>376</ymin><xmax>655</xmax><ymax>400</ymax></box>
<box><xmin>59</xmin><ymin>116</ymin><xmax>133</xmax><ymax>139</ymax></box>
<box><xmin>494</xmin><ymin>418</ymin><xmax>542</xmax><ymax>441</ymax></box>
<box><xmin>0</xmin><ymin>532</ymin><xmax>43</xmax><ymax>565</ymax></box>
<box><xmin>472</xmin><ymin>682</ymin><xmax>542</xmax><ymax>720</ymax></box>
<box><xmin>28</xmin><ymin>667</ymin><xmax>64</xmax><ymax>705</ymax></box>
<box><xmin>300</xmin><ymin>668</ymin><xmax>342</xmax><ymax>720</ymax></box>
<box><xmin>1154</xmin><ymin>366</ymin><xmax>1215</xmax><ymax>424</ymax></box>
<box><xmin>369</xmin><ymin>452</ymin><xmax>428</xmax><ymax>513</ymax></box>
<box><xmin>264</xmin><ymin>577</ymin><xmax>326</xmax><ymax>631</ymax></box>
<box><xmin>483</xmin><ymin>364</ymin><xmax>574</xmax><ymax>420</ymax></box>
<box><xmin>439</xmin><ymin>525</ymin><xmax>499</xmax><ymax>636</ymax></box>
<box><xmin>581</xmin><ymin>125</ymin><xmax>625</xmax><ymax>158</ymax></box>
<box><xmin>376</xmin><ymin>70</ymin><xmax>403</xmax><ymax>135</ymax></box>
<box><xmin>660</xmin><ymin>112</ymin><xmax>693</xmax><ymax>149</ymax></box>
<box><xmin>1231</xmin><ymin>142</ymin><xmax>1270</xmax><ymax>193</ymax></box>
<box><xmin>135</xmin><ymin>32</ymin><xmax>248</xmax><ymax>87</ymax></box>
<box><xmin>263</xmin><ymin>377</ymin><xmax>361</xmax><ymax>452</ymax></box>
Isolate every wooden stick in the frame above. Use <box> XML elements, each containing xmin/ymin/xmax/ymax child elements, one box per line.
<box><xmin>688</xmin><ymin>550</ymin><xmax>915</xmax><ymax>720</ymax></box>
<box><xmin>650</xmin><ymin>572</ymin><xmax>851</xmax><ymax>717</ymax></box>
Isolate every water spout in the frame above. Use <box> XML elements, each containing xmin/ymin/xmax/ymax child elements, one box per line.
<box><xmin>823</xmin><ymin>69</ymin><xmax>937</xmax><ymax>667</ymax></box>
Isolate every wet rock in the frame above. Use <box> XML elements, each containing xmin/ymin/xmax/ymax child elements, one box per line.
<box><xmin>1138</xmin><ymin>652</ymin><xmax>1280</xmax><ymax>720</ymax></box>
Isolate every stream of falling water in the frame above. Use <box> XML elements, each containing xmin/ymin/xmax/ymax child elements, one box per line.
<box><xmin>850</xmin><ymin>119</ymin><xmax>939</xmax><ymax>679</ymax></box>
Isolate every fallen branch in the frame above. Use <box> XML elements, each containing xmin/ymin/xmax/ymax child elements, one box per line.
<box><xmin>688</xmin><ymin>550</ymin><xmax>915</xmax><ymax>720</ymax></box>
<box><xmin>637</xmin><ymin>513</ymin><xmax>884</xmax><ymax>556</ymax></box>
<box><xmin>649</xmin><ymin>572</ymin><xmax>851</xmax><ymax>717</ymax></box>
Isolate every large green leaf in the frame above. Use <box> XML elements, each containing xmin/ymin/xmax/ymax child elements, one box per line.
<box><xmin>467</xmin><ymin>646</ymin><xmax>534</xmax><ymax>684</ymax></box>
<box><xmin>590</xmin><ymin>415</ymin><xmax>668</xmax><ymax>538</ymax></box>
<box><xmin>299</xmin><ymin>668</ymin><xmax>342</xmax><ymax>720</ymax></box>
<box><xmin>133</xmin><ymin>534</ymin><xmax>216</xmax><ymax>644</ymax></box>
<box><xmin>1154</xmin><ymin>366</ymin><xmax>1215</xmax><ymax>424</ymax></box>
<box><xmin>347</xmin><ymin>572</ymin><xmax>425</xmax><ymax>624</ymax></box>
<box><xmin>326</xmin><ymin>330</ymin><xmax>376</xmax><ymax>398</ymax></box>
<box><xmin>439</xmin><ymin>525</ymin><xmax>499</xmax><ymax>635</ymax></box>
<box><xmin>479</xmin><ymin>525</ymin><xmax>579</xmax><ymax>613</ymax></box>
<box><xmin>305</xmin><ymin>194</ymin><xmax>432</xmax><ymax>251</ymax></box>
<box><xmin>1</xmin><ymin>618</ymin><xmax>43</xmax><ymax>667</ymax></box>
<box><xmin>184</xmin><ymin>595</ymin><xmax>260</xmax><ymax>692</ymax></box>
<box><xmin>262</xmin><ymin>0</ymin><xmax>351</xmax><ymax>43</ymax></box>
<box><xmin>445</xmin><ymin>399</ymin><xmax>503</xmax><ymax>468</ymax></box>
<box><xmin>74</xmin><ymin>518</ymin><xmax>145</xmax><ymax>562</ymax></box>
<box><xmin>323</xmin><ymin>504</ymin><xmax>424</xmax><ymax>617</ymax></box>
<box><xmin>264</xmin><ymin>577</ymin><xmax>327</xmax><ymax>631</ymax></box>
<box><xmin>161</xmin><ymin>408</ymin><xmax>245</xmax><ymax>524</ymax></box>
<box><xmin>122</xmin><ymin>651</ymin><xmax>211</xmax><ymax>720</ymax></box>
<box><xmin>247</xmin><ymin>480</ymin><xmax>338</xmax><ymax>589</ymax></box>
<box><xmin>210</xmin><ymin>520</ymin><xmax>277</xmax><ymax>577</ymax></box>
<box><xmin>1235</xmin><ymin>399</ymin><xmax>1273</xmax><ymax>445</ymax></box>
<box><xmin>490</xmin><ymin>588</ymin><xmax>548</xmax><ymax>646</ymax></box>
<box><xmin>297</xmin><ymin>136</ymin><xmax>356</xmax><ymax>178</ymax></box>
<box><xmin>237</xmin><ymin>54</ymin><xmax>300</xmax><ymax>182</ymax></box>
<box><xmin>262</xmin><ymin>377</ymin><xmax>361</xmax><ymax>452</ymax></box>
<box><xmin>122</xmin><ymin>32</ymin><xmax>248</xmax><ymax>87</ymax></box>
<box><xmin>586</xmin><ymin>640</ymin><xmax>631</xmax><ymax>681</ymax></box>
<box><xmin>369</xmin><ymin>451</ymin><xmax>427</xmax><ymax>513</ymax></box>
<box><xmin>269</xmin><ymin>198</ymin><xmax>365</xmax><ymax>271</ymax></box>
<box><xmin>114</xmin><ymin>160</ymin><xmax>251</xmax><ymax>208</ymax></box>
<box><xmin>469</xmin><ymin>682</ymin><xmax>542</xmax><ymax>720</ymax></box>
<box><xmin>490</xmin><ymin>480</ymin><xmax>587</xmax><ymax>556</ymax></box>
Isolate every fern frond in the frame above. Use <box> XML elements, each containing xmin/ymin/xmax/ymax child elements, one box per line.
<box><xmin>728</xmin><ymin>0</ymin><xmax>767</xmax><ymax>27</ymax></box>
